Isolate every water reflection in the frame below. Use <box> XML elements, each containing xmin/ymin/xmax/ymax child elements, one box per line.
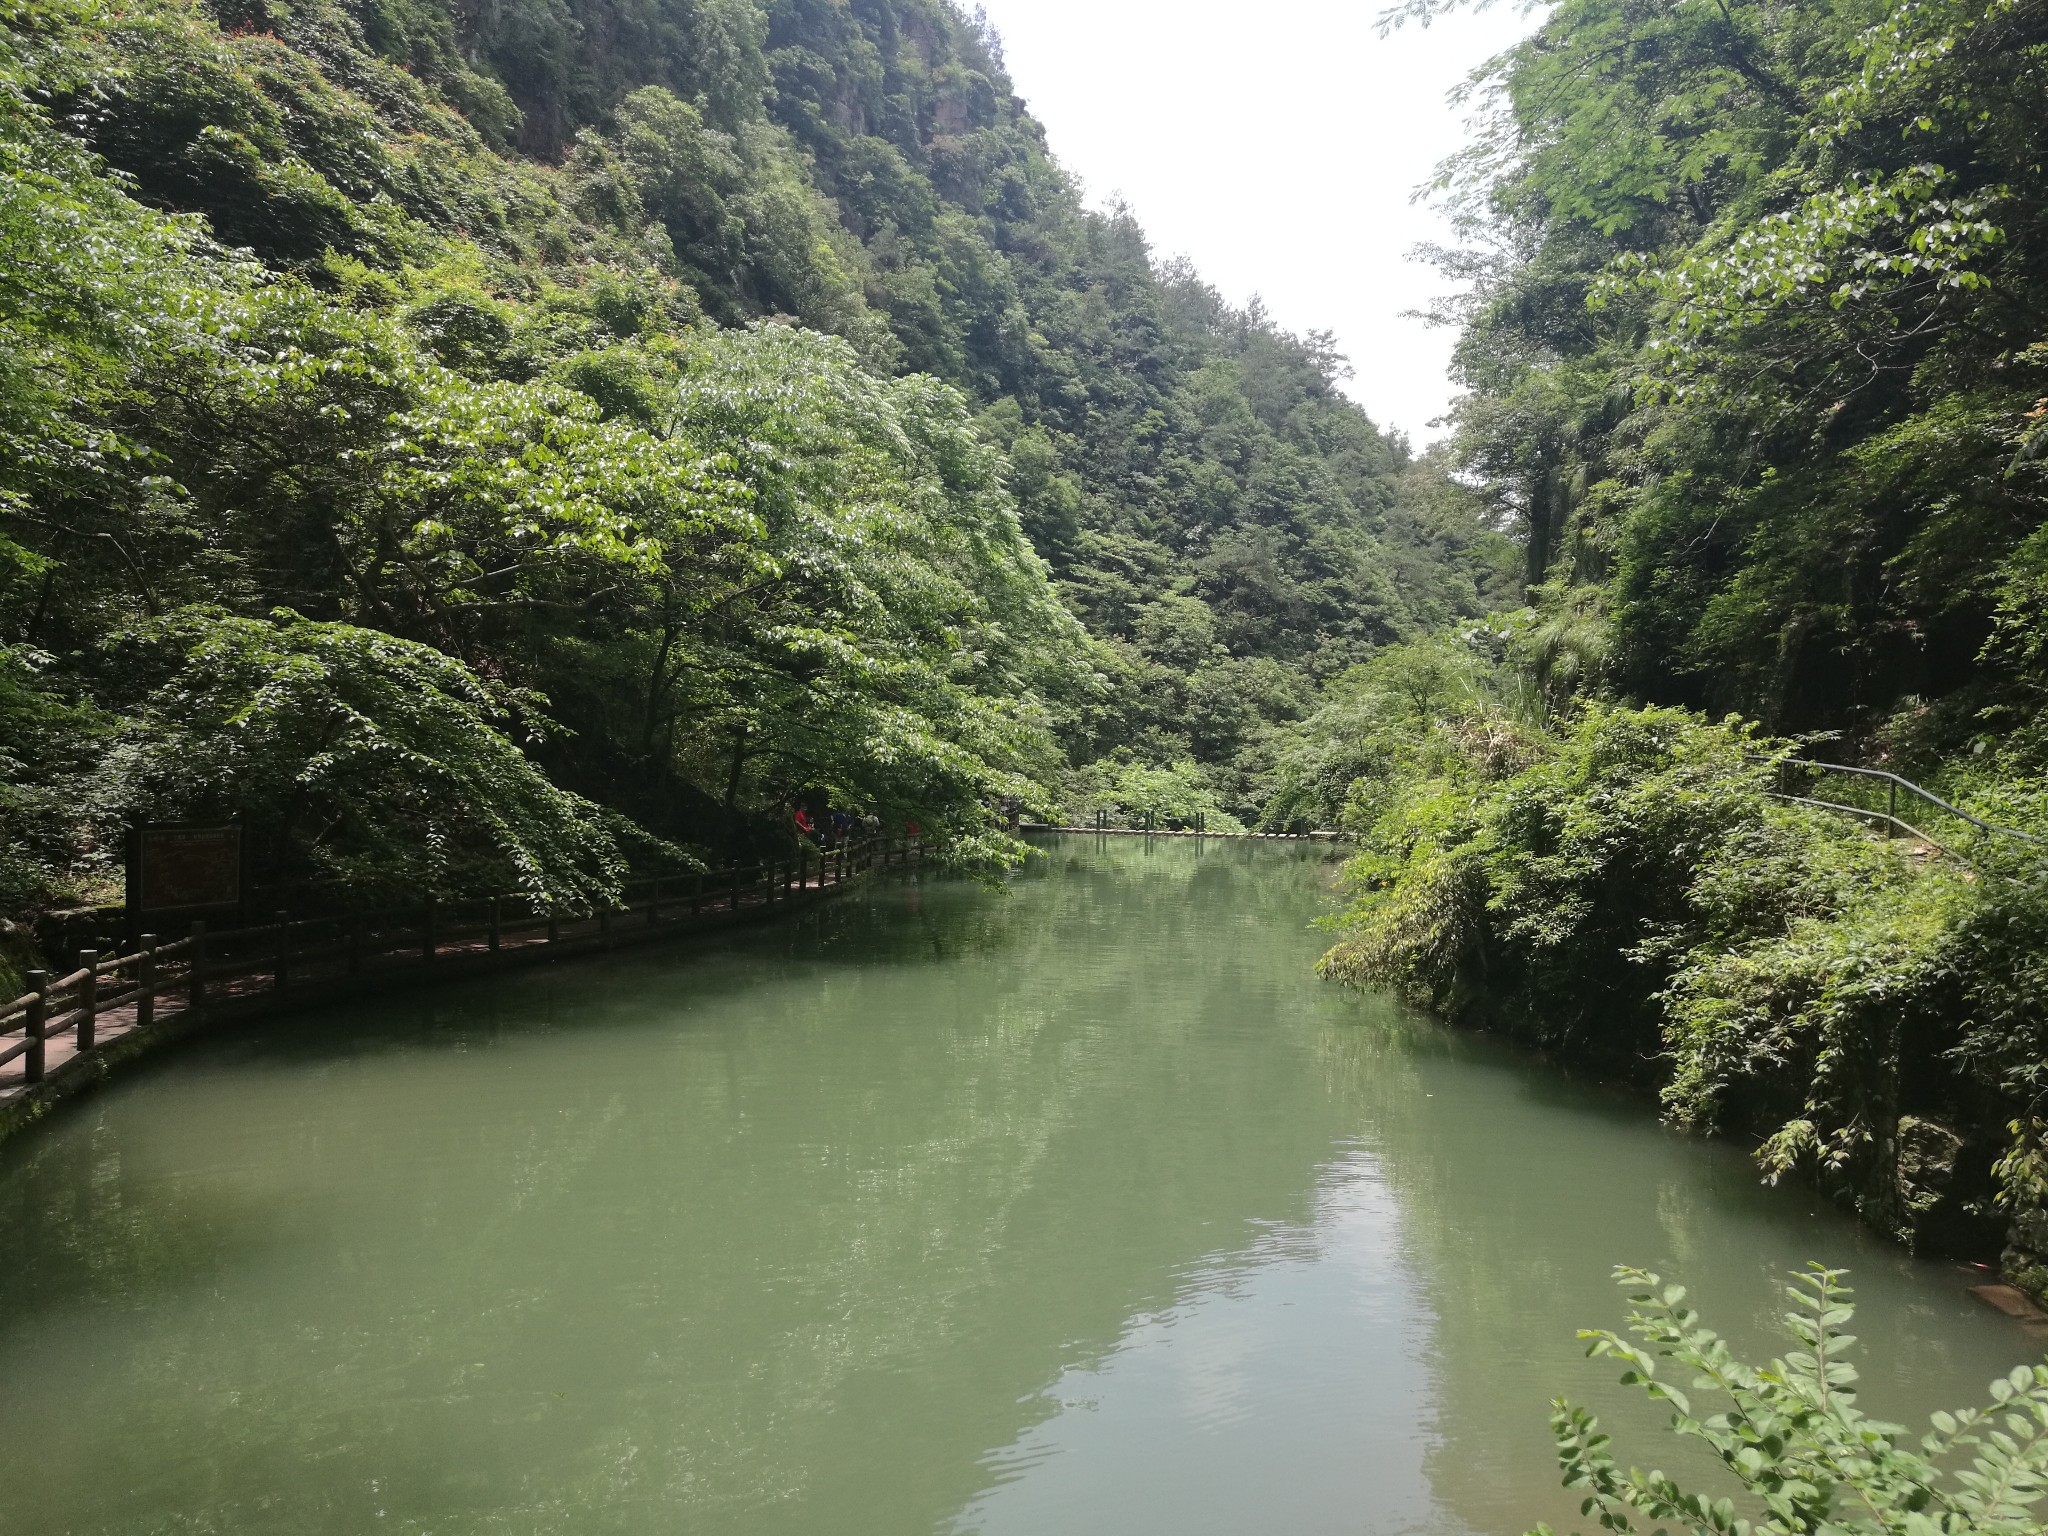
<box><xmin>957</xmin><ymin>1146</ymin><xmax>1471</xmax><ymax>1536</ymax></box>
<box><xmin>958</xmin><ymin>840</ymin><xmax>2039</xmax><ymax>1535</ymax></box>
<box><xmin>1287</xmin><ymin>998</ymin><xmax>2035</xmax><ymax>1533</ymax></box>
<box><xmin>0</xmin><ymin>836</ymin><xmax>2031</xmax><ymax>1536</ymax></box>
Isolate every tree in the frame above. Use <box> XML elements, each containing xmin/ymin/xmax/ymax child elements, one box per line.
<box><xmin>105</xmin><ymin>609</ymin><xmax>629</xmax><ymax>906</ymax></box>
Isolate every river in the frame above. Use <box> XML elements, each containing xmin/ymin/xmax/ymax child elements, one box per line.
<box><xmin>0</xmin><ymin>835</ymin><xmax>2035</xmax><ymax>1535</ymax></box>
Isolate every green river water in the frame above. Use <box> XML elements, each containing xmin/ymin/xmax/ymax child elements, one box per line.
<box><xmin>0</xmin><ymin>835</ymin><xmax>2037</xmax><ymax>1535</ymax></box>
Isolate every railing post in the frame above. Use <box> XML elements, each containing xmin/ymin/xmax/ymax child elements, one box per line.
<box><xmin>137</xmin><ymin>934</ymin><xmax>157</xmax><ymax>1030</ymax></box>
<box><xmin>274</xmin><ymin>913</ymin><xmax>290</xmax><ymax>991</ymax></box>
<box><xmin>422</xmin><ymin>899</ymin><xmax>436</xmax><ymax>962</ymax></box>
<box><xmin>76</xmin><ymin>949</ymin><xmax>98</xmax><ymax>1054</ymax></box>
<box><xmin>23</xmin><ymin>971</ymin><xmax>47</xmax><ymax>1085</ymax></box>
<box><xmin>1886</xmin><ymin>779</ymin><xmax>1897</xmax><ymax>839</ymax></box>
<box><xmin>189</xmin><ymin>920</ymin><xmax>207</xmax><ymax>1009</ymax></box>
<box><xmin>489</xmin><ymin>897</ymin><xmax>502</xmax><ymax>953</ymax></box>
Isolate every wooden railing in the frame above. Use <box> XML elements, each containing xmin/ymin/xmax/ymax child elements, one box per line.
<box><xmin>1</xmin><ymin>837</ymin><xmax>919</xmax><ymax>1097</ymax></box>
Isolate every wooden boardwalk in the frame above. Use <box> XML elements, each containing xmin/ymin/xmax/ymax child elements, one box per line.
<box><xmin>1</xmin><ymin>842</ymin><xmax>918</xmax><ymax>1138</ymax></box>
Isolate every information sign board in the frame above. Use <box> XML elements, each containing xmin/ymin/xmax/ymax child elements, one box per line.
<box><xmin>126</xmin><ymin>823</ymin><xmax>243</xmax><ymax>921</ymax></box>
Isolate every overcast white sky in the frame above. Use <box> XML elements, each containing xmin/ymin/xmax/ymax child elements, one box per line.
<box><xmin>972</xmin><ymin>0</ymin><xmax>1540</xmax><ymax>446</ymax></box>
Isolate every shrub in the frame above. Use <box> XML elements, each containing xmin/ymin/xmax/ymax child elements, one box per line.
<box><xmin>1322</xmin><ymin>696</ymin><xmax>2048</xmax><ymax>1264</ymax></box>
<box><xmin>1536</xmin><ymin>1266</ymin><xmax>2048</xmax><ymax>1536</ymax></box>
<box><xmin>1324</xmin><ymin>703</ymin><xmax>1807</xmax><ymax>1061</ymax></box>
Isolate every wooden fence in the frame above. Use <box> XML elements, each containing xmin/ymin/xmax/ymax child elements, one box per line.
<box><xmin>0</xmin><ymin>837</ymin><xmax>919</xmax><ymax>1110</ymax></box>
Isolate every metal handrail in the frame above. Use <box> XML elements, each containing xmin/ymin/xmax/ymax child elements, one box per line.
<box><xmin>1788</xmin><ymin>760</ymin><xmax>2042</xmax><ymax>845</ymax></box>
<box><xmin>1747</xmin><ymin>755</ymin><xmax>2044</xmax><ymax>852</ymax></box>
<box><xmin>1770</xmin><ymin>793</ymin><xmax>1964</xmax><ymax>860</ymax></box>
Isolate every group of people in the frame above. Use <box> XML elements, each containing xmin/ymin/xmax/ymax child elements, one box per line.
<box><xmin>791</xmin><ymin>805</ymin><xmax>911</xmax><ymax>849</ymax></box>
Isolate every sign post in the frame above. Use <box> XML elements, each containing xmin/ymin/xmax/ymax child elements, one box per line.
<box><xmin>125</xmin><ymin>823</ymin><xmax>243</xmax><ymax>942</ymax></box>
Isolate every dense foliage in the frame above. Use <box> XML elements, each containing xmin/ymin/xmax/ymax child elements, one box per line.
<box><xmin>0</xmin><ymin>0</ymin><xmax>1503</xmax><ymax>926</ymax></box>
<box><xmin>1537</xmin><ymin>1267</ymin><xmax>2048</xmax><ymax>1536</ymax></box>
<box><xmin>1399</xmin><ymin>0</ymin><xmax>2048</xmax><ymax>762</ymax></box>
<box><xmin>1317</xmin><ymin>631</ymin><xmax>2048</xmax><ymax>1266</ymax></box>
<box><xmin>1300</xmin><ymin>0</ymin><xmax>2048</xmax><ymax>1289</ymax></box>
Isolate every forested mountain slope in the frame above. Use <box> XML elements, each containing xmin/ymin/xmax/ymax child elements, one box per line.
<box><xmin>0</xmin><ymin>0</ymin><xmax>1502</xmax><ymax>923</ymax></box>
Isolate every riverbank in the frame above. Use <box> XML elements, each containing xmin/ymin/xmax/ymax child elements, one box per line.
<box><xmin>1320</xmin><ymin>702</ymin><xmax>2048</xmax><ymax>1299</ymax></box>
<box><xmin>0</xmin><ymin>841</ymin><xmax>917</xmax><ymax>1147</ymax></box>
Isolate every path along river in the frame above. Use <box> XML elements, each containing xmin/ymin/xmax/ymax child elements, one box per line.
<box><xmin>0</xmin><ymin>835</ymin><xmax>2038</xmax><ymax>1535</ymax></box>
